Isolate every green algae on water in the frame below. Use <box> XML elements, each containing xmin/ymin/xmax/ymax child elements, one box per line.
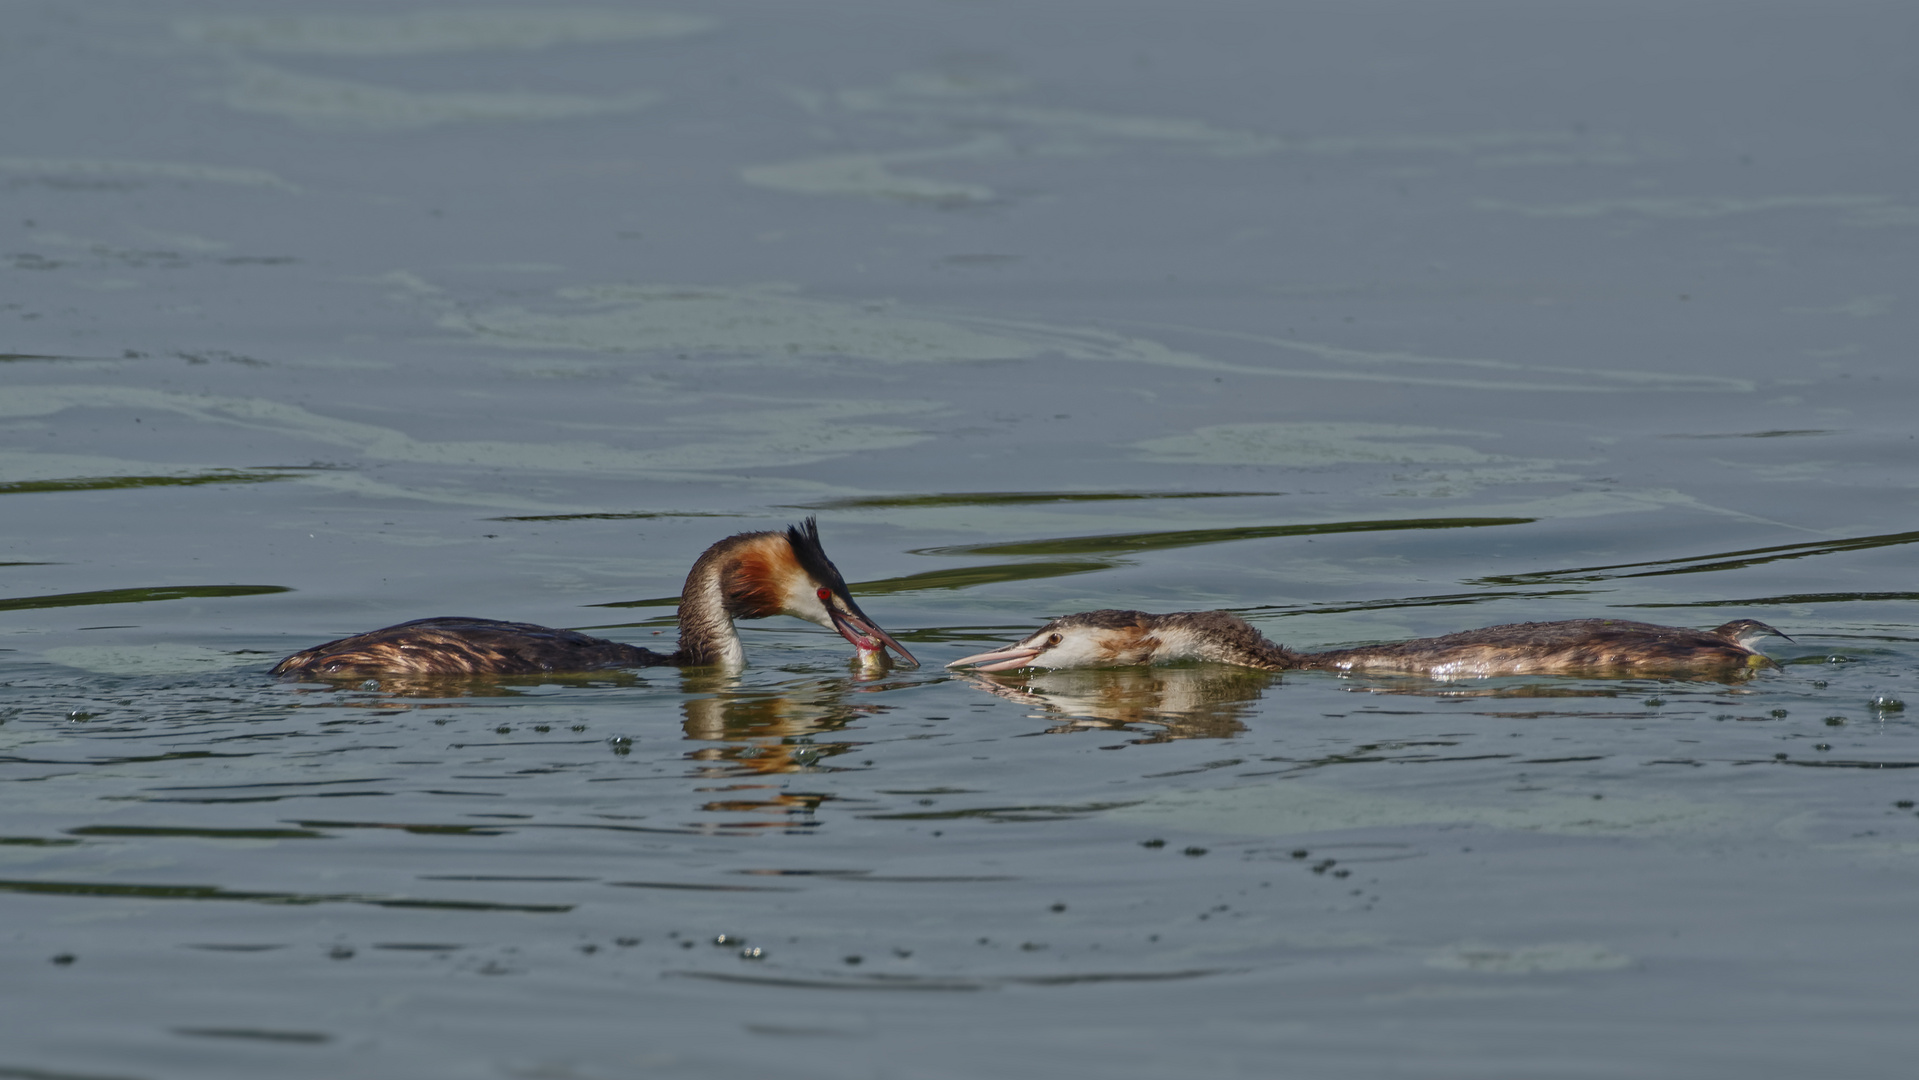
<box><xmin>0</xmin><ymin>584</ymin><xmax>291</xmax><ymax>612</ymax></box>
<box><xmin>916</xmin><ymin>517</ymin><xmax>1533</xmax><ymax>558</ymax></box>
<box><xmin>0</xmin><ymin>469</ymin><xmax>296</xmax><ymax>495</ymax></box>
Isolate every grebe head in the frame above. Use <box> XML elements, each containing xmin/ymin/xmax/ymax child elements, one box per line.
<box><xmin>947</xmin><ymin>611</ymin><xmax>1158</xmax><ymax>672</ymax></box>
<box><xmin>717</xmin><ymin>518</ymin><xmax>918</xmax><ymax>667</ymax></box>
<box><xmin>1712</xmin><ymin>618</ymin><xmax>1793</xmax><ymax>651</ymax></box>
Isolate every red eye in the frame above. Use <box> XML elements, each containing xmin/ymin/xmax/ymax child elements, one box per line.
<box><xmin>817</xmin><ymin>587</ymin><xmax>833</xmax><ymax>602</ymax></box>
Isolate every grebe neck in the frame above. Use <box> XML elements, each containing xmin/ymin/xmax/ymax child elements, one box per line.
<box><xmin>674</xmin><ymin>540</ymin><xmax>749</xmax><ymax>668</ymax></box>
<box><xmin>1150</xmin><ymin>612</ymin><xmax>1296</xmax><ymax>670</ymax></box>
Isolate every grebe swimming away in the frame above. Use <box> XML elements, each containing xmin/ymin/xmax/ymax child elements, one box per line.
<box><xmin>273</xmin><ymin>518</ymin><xmax>917</xmax><ymax>678</ymax></box>
<box><xmin>947</xmin><ymin>610</ymin><xmax>1788</xmax><ymax>679</ymax></box>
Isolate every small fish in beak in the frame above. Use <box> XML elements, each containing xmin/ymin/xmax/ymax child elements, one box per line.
<box><xmin>820</xmin><ymin>588</ymin><xmax>919</xmax><ymax>667</ymax></box>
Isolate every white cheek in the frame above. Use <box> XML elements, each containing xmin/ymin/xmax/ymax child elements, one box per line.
<box><xmin>786</xmin><ymin>582</ymin><xmax>834</xmax><ymax>628</ymax></box>
<box><xmin>1043</xmin><ymin>640</ymin><xmax>1105</xmax><ymax>668</ymax></box>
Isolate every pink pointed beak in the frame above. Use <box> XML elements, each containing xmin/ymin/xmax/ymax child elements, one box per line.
<box><xmin>946</xmin><ymin>645</ymin><xmax>1044</xmax><ymax>673</ymax></box>
<box><xmin>827</xmin><ymin>604</ymin><xmax>920</xmax><ymax>668</ymax></box>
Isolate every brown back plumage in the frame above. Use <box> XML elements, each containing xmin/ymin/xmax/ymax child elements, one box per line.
<box><xmin>269</xmin><ymin>616</ymin><xmax>666</xmax><ymax>678</ymax></box>
<box><xmin>1299</xmin><ymin>617</ymin><xmax>1782</xmax><ymax>677</ymax></box>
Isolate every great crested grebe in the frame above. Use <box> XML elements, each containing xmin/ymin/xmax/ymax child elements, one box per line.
<box><xmin>273</xmin><ymin>518</ymin><xmax>917</xmax><ymax>678</ymax></box>
<box><xmin>947</xmin><ymin>610</ymin><xmax>1788</xmax><ymax>679</ymax></box>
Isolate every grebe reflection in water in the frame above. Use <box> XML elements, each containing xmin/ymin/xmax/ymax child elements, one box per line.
<box><xmin>960</xmin><ymin>664</ymin><xmax>1279</xmax><ymax>740</ymax></box>
<box><xmin>948</xmin><ymin>610</ymin><xmax>1788</xmax><ymax>679</ymax></box>
<box><xmin>273</xmin><ymin>519</ymin><xmax>917</xmax><ymax>679</ymax></box>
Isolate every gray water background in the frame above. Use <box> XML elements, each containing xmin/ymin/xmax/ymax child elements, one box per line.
<box><xmin>4</xmin><ymin>2</ymin><xmax>1918</xmax><ymax>1076</ymax></box>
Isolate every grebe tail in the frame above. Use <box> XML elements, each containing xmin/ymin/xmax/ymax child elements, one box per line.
<box><xmin>272</xmin><ymin>518</ymin><xmax>916</xmax><ymax>678</ymax></box>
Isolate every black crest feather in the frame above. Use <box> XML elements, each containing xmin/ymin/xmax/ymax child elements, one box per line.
<box><xmin>786</xmin><ymin>517</ymin><xmax>852</xmax><ymax>599</ymax></box>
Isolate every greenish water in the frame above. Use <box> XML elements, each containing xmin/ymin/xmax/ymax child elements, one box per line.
<box><xmin>4</xmin><ymin>2</ymin><xmax>1919</xmax><ymax>1078</ymax></box>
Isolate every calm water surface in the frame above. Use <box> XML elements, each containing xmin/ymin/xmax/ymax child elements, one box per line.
<box><xmin>4</xmin><ymin>2</ymin><xmax>1919</xmax><ymax>1077</ymax></box>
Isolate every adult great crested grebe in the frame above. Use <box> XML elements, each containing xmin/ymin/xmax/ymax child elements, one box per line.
<box><xmin>273</xmin><ymin>518</ymin><xmax>917</xmax><ymax>678</ymax></box>
<box><xmin>947</xmin><ymin>609</ymin><xmax>1788</xmax><ymax>679</ymax></box>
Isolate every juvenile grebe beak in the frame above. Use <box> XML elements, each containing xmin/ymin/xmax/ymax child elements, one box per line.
<box><xmin>946</xmin><ymin>643</ymin><xmax>1045</xmax><ymax>673</ymax></box>
<box><xmin>820</xmin><ymin>588</ymin><xmax>919</xmax><ymax>667</ymax></box>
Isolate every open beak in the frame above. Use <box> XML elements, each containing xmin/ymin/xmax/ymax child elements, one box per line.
<box><xmin>1742</xmin><ymin>623</ymin><xmax>1794</xmax><ymax>652</ymax></box>
<box><xmin>946</xmin><ymin>644</ymin><xmax>1044</xmax><ymax>673</ymax></box>
<box><xmin>827</xmin><ymin>601</ymin><xmax>920</xmax><ymax>668</ymax></box>
<box><xmin>1723</xmin><ymin>619</ymin><xmax>1794</xmax><ymax>650</ymax></box>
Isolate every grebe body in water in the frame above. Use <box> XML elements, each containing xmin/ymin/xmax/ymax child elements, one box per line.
<box><xmin>1304</xmin><ymin>617</ymin><xmax>1787</xmax><ymax>678</ymax></box>
<box><xmin>273</xmin><ymin>519</ymin><xmax>916</xmax><ymax>678</ymax></box>
<box><xmin>947</xmin><ymin>610</ymin><xmax>1787</xmax><ymax>679</ymax></box>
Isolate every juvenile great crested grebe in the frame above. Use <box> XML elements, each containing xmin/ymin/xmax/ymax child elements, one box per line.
<box><xmin>273</xmin><ymin>519</ymin><xmax>917</xmax><ymax>678</ymax></box>
<box><xmin>947</xmin><ymin>610</ymin><xmax>1788</xmax><ymax>679</ymax></box>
